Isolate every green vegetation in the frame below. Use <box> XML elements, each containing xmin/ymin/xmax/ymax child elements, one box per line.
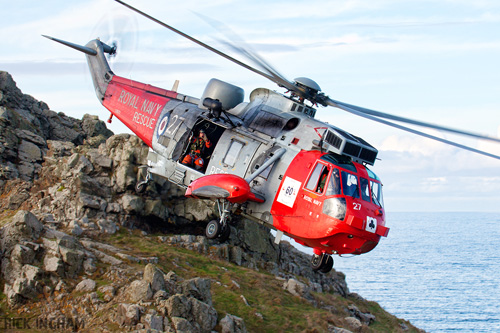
<box><xmin>104</xmin><ymin>230</ymin><xmax>420</xmax><ymax>332</ymax></box>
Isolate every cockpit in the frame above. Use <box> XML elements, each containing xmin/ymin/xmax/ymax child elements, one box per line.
<box><xmin>304</xmin><ymin>153</ymin><xmax>384</xmax><ymax>221</ymax></box>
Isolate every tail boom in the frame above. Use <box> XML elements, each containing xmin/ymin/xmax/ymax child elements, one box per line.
<box><xmin>102</xmin><ymin>76</ymin><xmax>178</xmax><ymax>147</ymax></box>
<box><xmin>43</xmin><ymin>35</ymin><xmax>180</xmax><ymax>148</ymax></box>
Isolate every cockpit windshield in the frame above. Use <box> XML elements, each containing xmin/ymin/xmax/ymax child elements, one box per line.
<box><xmin>325</xmin><ymin>168</ymin><xmax>341</xmax><ymax>196</ymax></box>
<box><xmin>341</xmin><ymin>171</ymin><xmax>360</xmax><ymax>198</ymax></box>
<box><xmin>319</xmin><ymin>155</ymin><xmax>384</xmax><ymax>208</ymax></box>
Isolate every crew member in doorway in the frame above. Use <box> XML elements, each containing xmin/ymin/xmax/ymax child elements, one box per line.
<box><xmin>181</xmin><ymin>129</ymin><xmax>212</xmax><ymax>170</ymax></box>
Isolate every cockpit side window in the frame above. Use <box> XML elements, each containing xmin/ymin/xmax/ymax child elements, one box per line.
<box><xmin>341</xmin><ymin>171</ymin><xmax>360</xmax><ymax>198</ymax></box>
<box><xmin>305</xmin><ymin>163</ymin><xmax>329</xmax><ymax>194</ymax></box>
<box><xmin>360</xmin><ymin>177</ymin><xmax>371</xmax><ymax>202</ymax></box>
<box><xmin>370</xmin><ymin>180</ymin><xmax>384</xmax><ymax>208</ymax></box>
<box><xmin>325</xmin><ymin>168</ymin><xmax>341</xmax><ymax>196</ymax></box>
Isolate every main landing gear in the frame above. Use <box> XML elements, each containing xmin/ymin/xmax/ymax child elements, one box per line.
<box><xmin>205</xmin><ymin>199</ymin><xmax>231</xmax><ymax>242</ymax></box>
<box><xmin>311</xmin><ymin>253</ymin><xmax>334</xmax><ymax>273</ymax></box>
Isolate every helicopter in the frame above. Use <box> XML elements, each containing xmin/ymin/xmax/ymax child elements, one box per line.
<box><xmin>44</xmin><ymin>0</ymin><xmax>500</xmax><ymax>274</ymax></box>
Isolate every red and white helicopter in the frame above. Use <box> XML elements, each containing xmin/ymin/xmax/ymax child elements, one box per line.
<box><xmin>44</xmin><ymin>0</ymin><xmax>500</xmax><ymax>273</ymax></box>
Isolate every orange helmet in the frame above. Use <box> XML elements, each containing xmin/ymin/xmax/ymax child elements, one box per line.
<box><xmin>194</xmin><ymin>157</ymin><xmax>204</xmax><ymax>170</ymax></box>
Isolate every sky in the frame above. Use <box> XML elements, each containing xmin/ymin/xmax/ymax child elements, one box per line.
<box><xmin>1</xmin><ymin>0</ymin><xmax>500</xmax><ymax>212</ymax></box>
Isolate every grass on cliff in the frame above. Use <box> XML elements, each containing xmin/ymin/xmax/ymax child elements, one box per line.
<box><xmin>105</xmin><ymin>229</ymin><xmax>418</xmax><ymax>333</ymax></box>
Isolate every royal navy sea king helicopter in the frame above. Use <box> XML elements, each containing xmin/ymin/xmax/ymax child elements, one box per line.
<box><xmin>44</xmin><ymin>0</ymin><xmax>500</xmax><ymax>273</ymax></box>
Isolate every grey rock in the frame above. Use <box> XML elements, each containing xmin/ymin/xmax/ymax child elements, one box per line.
<box><xmin>220</xmin><ymin>314</ymin><xmax>247</xmax><ymax>333</ymax></box>
<box><xmin>15</xmin><ymin>129</ymin><xmax>46</xmax><ymax>146</ymax></box>
<box><xmin>17</xmin><ymin>140</ymin><xmax>42</xmax><ymax>162</ymax></box>
<box><xmin>105</xmin><ymin>202</ymin><xmax>122</xmax><ymax>213</ymax></box>
<box><xmin>43</xmin><ymin>256</ymin><xmax>64</xmax><ymax>276</ymax></box>
<box><xmin>116</xmin><ymin>303</ymin><xmax>141</xmax><ymax>326</ymax></box>
<box><xmin>21</xmin><ymin>264</ymin><xmax>41</xmax><ymax>281</ymax></box>
<box><xmin>143</xmin><ymin>263</ymin><xmax>165</xmax><ymax>294</ymax></box>
<box><xmin>191</xmin><ymin>297</ymin><xmax>218</xmax><ymax>332</ymax></box>
<box><xmin>79</xmin><ymin>193</ymin><xmax>102</xmax><ymax>210</ymax></box>
<box><xmin>170</xmin><ymin>316</ymin><xmax>196</xmax><ymax>333</ymax></box>
<box><xmin>121</xmin><ymin>193</ymin><xmax>144</xmax><ymax>214</ymax></box>
<box><xmin>0</xmin><ymin>211</ymin><xmax>44</xmax><ymax>254</ymax></box>
<box><xmin>348</xmin><ymin>304</ymin><xmax>375</xmax><ymax>325</ymax></box>
<box><xmin>81</xmin><ymin>114</ymin><xmax>113</xmax><ymax>139</ymax></box>
<box><xmin>345</xmin><ymin>317</ymin><xmax>363</xmax><ymax>331</ymax></box>
<box><xmin>11</xmin><ymin>244</ymin><xmax>35</xmax><ymax>266</ymax></box>
<box><xmin>12</xmin><ymin>277</ymin><xmax>38</xmax><ymax>300</ymax></box>
<box><xmin>283</xmin><ymin>278</ymin><xmax>311</xmax><ymax>298</ymax></box>
<box><xmin>114</xmin><ymin>164</ymin><xmax>136</xmax><ymax>192</ymax></box>
<box><xmin>68</xmin><ymin>220</ymin><xmax>83</xmax><ymax>236</ymax></box>
<box><xmin>144</xmin><ymin>199</ymin><xmax>167</xmax><ymax>219</ymax></box>
<box><xmin>47</xmin><ymin>140</ymin><xmax>75</xmax><ymax>157</ymax></box>
<box><xmin>97</xmin><ymin>219</ymin><xmax>118</xmax><ymax>234</ymax></box>
<box><xmin>126</xmin><ymin>279</ymin><xmax>153</xmax><ymax>302</ymax></box>
<box><xmin>83</xmin><ymin>258</ymin><xmax>97</xmax><ymax>275</ymax></box>
<box><xmin>143</xmin><ymin>313</ymin><xmax>164</xmax><ymax>331</ymax></box>
<box><xmin>165</xmin><ymin>294</ymin><xmax>192</xmax><ymax>319</ymax></box>
<box><xmin>328</xmin><ymin>326</ymin><xmax>353</xmax><ymax>333</ymax></box>
<box><xmin>181</xmin><ymin>277</ymin><xmax>212</xmax><ymax>306</ymax></box>
<box><xmin>98</xmin><ymin>284</ymin><xmax>116</xmax><ymax>302</ymax></box>
<box><xmin>75</xmin><ymin>278</ymin><xmax>96</xmax><ymax>292</ymax></box>
<box><xmin>92</xmin><ymin>153</ymin><xmax>113</xmax><ymax>169</ymax></box>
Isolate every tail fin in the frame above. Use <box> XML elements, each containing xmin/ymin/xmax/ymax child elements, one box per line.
<box><xmin>43</xmin><ymin>35</ymin><xmax>115</xmax><ymax>101</ymax></box>
<box><xmin>44</xmin><ymin>35</ymin><xmax>179</xmax><ymax>148</ymax></box>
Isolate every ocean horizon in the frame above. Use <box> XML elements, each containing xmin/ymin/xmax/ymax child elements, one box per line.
<box><xmin>335</xmin><ymin>211</ymin><xmax>500</xmax><ymax>332</ymax></box>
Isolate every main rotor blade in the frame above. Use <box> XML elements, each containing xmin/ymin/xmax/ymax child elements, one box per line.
<box><xmin>113</xmin><ymin>0</ymin><xmax>297</xmax><ymax>92</ymax></box>
<box><xmin>327</xmin><ymin>99</ymin><xmax>500</xmax><ymax>160</ymax></box>
<box><xmin>194</xmin><ymin>12</ymin><xmax>297</xmax><ymax>93</ymax></box>
<box><xmin>328</xmin><ymin>98</ymin><xmax>500</xmax><ymax>143</ymax></box>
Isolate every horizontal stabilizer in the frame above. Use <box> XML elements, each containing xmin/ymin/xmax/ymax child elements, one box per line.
<box><xmin>42</xmin><ymin>35</ymin><xmax>97</xmax><ymax>56</ymax></box>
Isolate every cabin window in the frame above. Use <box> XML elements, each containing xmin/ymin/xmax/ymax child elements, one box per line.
<box><xmin>360</xmin><ymin>177</ymin><xmax>371</xmax><ymax>202</ymax></box>
<box><xmin>305</xmin><ymin>163</ymin><xmax>329</xmax><ymax>193</ymax></box>
<box><xmin>341</xmin><ymin>171</ymin><xmax>360</xmax><ymax>198</ymax></box>
<box><xmin>223</xmin><ymin>140</ymin><xmax>244</xmax><ymax>167</ymax></box>
<box><xmin>370</xmin><ymin>180</ymin><xmax>384</xmax><ymax>207</ymax></box>
<box><xmin>325</xmin><ymin>168</ymin><xmax>341</xmax><ymax>196</ymax></box>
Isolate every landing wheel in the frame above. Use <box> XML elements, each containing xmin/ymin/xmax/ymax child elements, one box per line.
<box><xmin>311</xmin><ymin>253</ymin><xmax>325</xmax><ymax>271</ymax></box>
<box><xmin>311</xmin><ymin>253</ymin><xmax>333</xmax><ymax>273</ymax></box>
<box><xmin>205</xmin><ymin>220</ymin><xmax>221</xmax><ymax>239</ymax></box>
<box><xmin>218</xmin><ymin>224</ymin><xmax>231</xmax><ymax>242</ymax></box>
<box><xmin>206</xmin><ymin>198</ymin><xmax>232</xmax><ymax>242</ymax></box>
<box><xmin>320</xmin><ymin>255</ymin><xmax>334</xmax><ymax>273</ymax></box>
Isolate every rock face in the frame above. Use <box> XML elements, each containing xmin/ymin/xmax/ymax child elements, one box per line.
<box><xmin>0</xmin><ymin>72</ymin><xmax>413</xmax><ymax>332</ymax></box>
<box><xmin>0</xmin><ymin>71</ymin><xmax>112</xmax><ymax>182</ymax></box>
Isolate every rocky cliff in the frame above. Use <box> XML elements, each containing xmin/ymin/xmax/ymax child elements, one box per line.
<box><xmin>0</xmin><ymin>71</ymin><xmax>421</xmax><ymax>332</ymax></box>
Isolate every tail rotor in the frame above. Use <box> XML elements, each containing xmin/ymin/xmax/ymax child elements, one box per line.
<box><xmin>90</xmin><ymin>11</ymin><xmax>138</xmax><ymax>73</ymax></box>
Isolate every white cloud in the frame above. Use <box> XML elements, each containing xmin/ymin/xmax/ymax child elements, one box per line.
<box><xmin>2</xmin><ymin>0</ymin><xmax>500</xmax><ymax>212</ymax></box>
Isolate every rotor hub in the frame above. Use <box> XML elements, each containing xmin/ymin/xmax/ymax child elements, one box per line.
<box><xmin>294</xmin><ymin>77</ymin><xmax>321</xmax><ymax>93</ymax></box>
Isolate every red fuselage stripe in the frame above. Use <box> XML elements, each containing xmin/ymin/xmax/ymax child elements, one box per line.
<box><xmin>102</xmin><ymin>76</ymin><xmax>178</xmax><ymax>147</ymax></box>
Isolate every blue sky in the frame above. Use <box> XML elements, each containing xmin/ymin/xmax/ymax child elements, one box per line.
<box><xmin>2</xmin><ymin>0</ymin><xmax>500</xmax><ymax>212</ymax></box>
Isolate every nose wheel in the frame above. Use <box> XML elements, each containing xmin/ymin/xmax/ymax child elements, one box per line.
<box><xmin>311</xmin><ymin>253</ymin><xmax>333</xmax><ymax>273</ymax></box>
<box><xmin>205</xmin><ymin>199</ymin><xmax>231</xmax><ymax>242</ymax></box>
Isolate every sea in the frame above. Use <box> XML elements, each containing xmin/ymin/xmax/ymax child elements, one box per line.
<box><xmin>334</xmin><ymin>212</ymin><xmax>500</xmax><ymax>332</ymax></box>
